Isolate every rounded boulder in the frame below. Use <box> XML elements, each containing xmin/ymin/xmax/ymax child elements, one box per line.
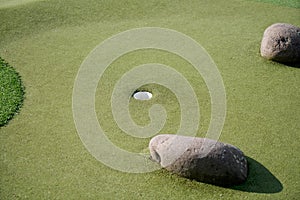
<box><xmin>149</xmin><ymin>134</ymin><xmax>248</xmax><ymax>186</ymax></box>
<box><xmin>260</xmin><ymin>23</ymin><xmax>300</xmax><ymax>63</ymax></box>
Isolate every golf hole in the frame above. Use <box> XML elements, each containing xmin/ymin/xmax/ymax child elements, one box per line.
<box><xmin>133</xmin><ymin>91</ymin><xmax>152</xmax><ymax>100</ymax></box>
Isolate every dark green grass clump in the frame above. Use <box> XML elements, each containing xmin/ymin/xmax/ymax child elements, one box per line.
<box><xmin>0</xmin><ymin>57</ymin><xmax>24</xmax><ymax>126</ymax></box>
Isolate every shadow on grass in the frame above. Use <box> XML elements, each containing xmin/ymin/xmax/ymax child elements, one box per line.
<box><xmin>231</xmin><ymin>157</ymin><xmax>283</xmax><ymax>193</ymax></box>
<box><xmin>279</xmin><ymin>61</ymin><xmax>300</xmax><ymax>68</ymax></box>
<box><xmin>262</xmin><ymin>58</ymin><xmax>300</xmax><ymax>68</ymax></box>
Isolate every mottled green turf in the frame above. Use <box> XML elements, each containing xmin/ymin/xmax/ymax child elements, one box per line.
<box><xmin>0</xmin><ymin>0</ymin><xmax>299</xmax><ymax>199</ymax></box>
<box><xmin>0</xmin><ymin>0</ymin><xmax>42</xmax><ymax>8</ymax></box>
<box><xmin>250</xmin><ymin>0</ymin><xmax>300</xmax><ymax>8</ymax></box>
<box><xmin>0</xmin><ymin>57</ymin><xmax>24</xmax><ymax>126</ymax></box>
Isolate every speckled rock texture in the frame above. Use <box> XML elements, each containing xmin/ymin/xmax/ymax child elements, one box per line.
<box><xmin>260</xmin><ymin>23</ymin><xmax>300</xmax><ymax>63</ymax></box>
<box><xmin>149</xmin><ymin>134</ymin><xmax>248</xmax><ymax>186</ymax></box>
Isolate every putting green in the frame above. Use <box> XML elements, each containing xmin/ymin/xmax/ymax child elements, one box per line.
<box><xmin>0</xmin><ymin>0</ymin><xmax>299</xmax><ymax>199</ymax></box>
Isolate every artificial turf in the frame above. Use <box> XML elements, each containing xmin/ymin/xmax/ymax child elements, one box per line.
<box><xmin>250</xmin><ymin>0</ymin><xmax>300</xmax><ymax>8</ymax></box>
<box><xmin>0</xmin><ymin>0</ymin><xmax>299</xmax><ymax>199</ymax></box>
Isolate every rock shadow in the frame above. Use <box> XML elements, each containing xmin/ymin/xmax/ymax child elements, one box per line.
<box><xmin>278</xmin><ymin>61</ymin><xmax>300</xmax><ymax>68</ymax></box>
<box><xmin>231</xmin><ymin>156</ymin><xmax>283</xmax><ymax>193</ymax></box>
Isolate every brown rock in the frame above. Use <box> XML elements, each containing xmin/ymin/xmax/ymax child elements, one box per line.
<box><xmin>260</xmin><ymin>23</ymin><xmax>300</xmax><ymax>63</ymax></box>
<box><xmin>149</xmin><ymin>134</ymin><xmax>248</xmax><ymax>186</ymax></box>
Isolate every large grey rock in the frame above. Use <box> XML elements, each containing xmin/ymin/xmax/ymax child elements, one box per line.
<box><xmin>149</xmin><ymin>134</ymin><xmax>248</xmax><ymax>186</ymax></box>
<box><xmin>260</xmin><ymin>23</ymin><xmax>300</xmax><ymax>63</ymax></box>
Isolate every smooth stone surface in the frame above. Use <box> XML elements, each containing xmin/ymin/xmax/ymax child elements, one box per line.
<box><xmin>133</xmin><ymin>91</ymin><xmax>152</xmax><ymax>100</ymax></box>
<box><xmin>260</xmin><ymin>23</ymin><xmax>300</xmax><ymax>63</ymax></box>
<box><xmin>149</xmin><ymin>134</ymin><xmax>248</xmax><ymax>186</ymax></box>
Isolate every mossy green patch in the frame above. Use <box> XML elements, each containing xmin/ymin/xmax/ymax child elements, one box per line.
<box><xmin>0</xmin><ymin>57</ymin><xmax>24</xmax><ymax>126</ymax></box>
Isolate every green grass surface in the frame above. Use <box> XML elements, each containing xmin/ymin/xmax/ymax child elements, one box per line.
<box><xmin>0</xmin><ymin>0</ymin><xmax>300</xmax><ymax>199</ymax></box>
<box><xmin>0</xmin><ymin>57</ymin><xmax>24</xmax><ymax>126</ymax></box>
<box><xmin>0</xmin><ymin>0</ymin><xmax>42</xmax><ymax>8</ymax></box>
<box><xmin>250</xmin><ymin>0</ymin><xmax>300</xmax><ymax>8</ymax></box>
